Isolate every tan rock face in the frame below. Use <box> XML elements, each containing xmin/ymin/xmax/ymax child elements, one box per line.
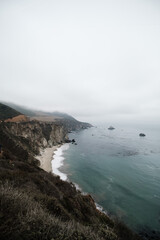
<box><xmin>0</xmin><ymin>121</ymin><xmax>68</xmax><ymax>163</ymax></box>
<box><xmin>8</xmin><ymin>121</ymin><xmax>67</xmax><ymax>147</ymax></box>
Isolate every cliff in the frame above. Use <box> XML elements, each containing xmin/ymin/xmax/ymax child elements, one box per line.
<box><xmin>0</xmin><ymin>121</ymin><xmax>68</xmax><ymax>164</ymax></box>
<box><xmin>0</xmin><ymin>121</ymin><xmax>141</xmax><ymax>240</ymax></box>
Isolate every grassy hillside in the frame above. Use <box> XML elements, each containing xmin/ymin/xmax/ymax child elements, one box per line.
<box><xmin>1</xmin><ymin>102</ymin><xmax>79</xmax><ymax>120</ymax></box>
<box><xmin>1</xmin><ymin>102</ymin><xmax>36</xmax><ymax>117</ymax></box>
<box><xmin>2</xmin><ymin>102</ymin><xmax>92</xmax><ymax>129</ymax></box>
<box><xmin>0</xmin><ymin>158</ymin><xmax>141</xmax><ymax>240</ymax></box>
<box><xmin>0</xmin><ymin>103</ymin><xmax>21</xmax><ymax>120</ymax></box>
<box><xmin>0</xmin><ymin>121</ymin><xmax>141</xmax><ymax>240</ymax></box>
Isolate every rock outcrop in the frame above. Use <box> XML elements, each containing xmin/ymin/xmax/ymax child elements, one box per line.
<box><xmin>0</xmin><ymin>121</ymin><xmax>68</xmax><ymax>164</ymax></box>
<box><xmin>139</xmin><ymin>133</ymin><xmax>146</xmax><ymax>137</ymax></box>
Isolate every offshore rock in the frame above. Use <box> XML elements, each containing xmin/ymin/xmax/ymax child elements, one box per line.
<box><xmin>139</xmin><ymin>133</ymin><xmax>146</xmax><ymax>137</ymax></box>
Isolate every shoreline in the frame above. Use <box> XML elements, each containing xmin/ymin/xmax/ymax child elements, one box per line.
<box><xmin>36</xmin><ymin>143</ymin><xmax>107</xmax><ymax>215</ymax></box>
<box><xmin>36</xmin><ymin>145</ymin><xmax>60</xmax><ymax>172</ymax></box>
<box><xmin>51</xmin><ymin>143</ymin><xmax>69</xmax><ymax>181</ymax></box>
<box><xmin>51</xmin><ymin>144</ymin><xmax>107</xmax><ymax>215</ymax></box>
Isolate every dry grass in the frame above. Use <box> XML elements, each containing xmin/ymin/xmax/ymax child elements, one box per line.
<box><xmin>30</xmin><ymin>116</ymin><xmax>62</xmax><ymax>122</ymax></box>
<box><xmin>0</xmin><ymin>157</ymin><xmax>143</xmax><ymax>240</ymax></box>
<box><xmin>0</xmin><ymin>181</ymin><xmax>115</xmax><ymax>240</ymax></box>
<box><xmin>4</xmin><ymin>115</ymin><xmax>28</xmax><ymax>122</ymax></box>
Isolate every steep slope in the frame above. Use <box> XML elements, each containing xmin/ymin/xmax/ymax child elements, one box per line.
<box><xmin>0</xmin><ymin>121</ymin><xmax>68</xmax><ymax>164</ymax></box>
<box><xmin>1</xmin><ymin>102</ymin><xmax>36</xmax><ymax>117</ymax></box>
<box><xmin>0</xmin><ymin>121</ymin><xmax>142</xmax><ymax>240</ymax></box>
<box><xmin>0</xmin><ymin>103</ymin><xmax>21</xmax><ymax>121</ymax></box>
<box><xmin>2</xmin><ymin>102</ymin><xmax>92</xmax><ymax>130</ymax></box>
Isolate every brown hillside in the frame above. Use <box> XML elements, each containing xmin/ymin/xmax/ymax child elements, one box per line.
<box><xmin>4</xmin><ymin>114</ymin><xmax>29</xmax><ymax>123</ymax></box>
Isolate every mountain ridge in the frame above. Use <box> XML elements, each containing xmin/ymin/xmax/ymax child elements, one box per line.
<box><xmin>1</xmin><ymin>102</ymin><xmax>92</xmax><ymax>129</ymax></box>
<box><xmin>0</xmin><ymin>103</ymin><xmax>22</xmax><ymax>121</ymax></box>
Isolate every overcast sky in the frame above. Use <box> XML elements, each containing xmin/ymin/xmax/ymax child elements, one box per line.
<box><xmin>0</xmin><ymin>0</ymin><xmax>160</xmax><ymax>124</ymax></box>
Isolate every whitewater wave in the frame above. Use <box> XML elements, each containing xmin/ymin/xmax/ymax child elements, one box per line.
<box><xmin>51</xmin><ymin>143</ymin><xmax>69</xmax><ymax>181</ymax></box>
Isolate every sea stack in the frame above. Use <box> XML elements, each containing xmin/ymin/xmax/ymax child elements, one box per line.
<box><xmin>108</xmin><ymin>126</ymin><xmax>115</xmax><ymax>130</ymax></box>
<box><xmin>139</xmin><ymin>133</ymin><xmax>146</xmax><ymax>137</ymax></box>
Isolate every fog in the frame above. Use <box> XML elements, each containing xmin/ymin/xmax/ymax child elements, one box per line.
<box><xmin>0</xmin><ymin>0</ymin><xmax>160</xmax><ymax>125</ymax></box>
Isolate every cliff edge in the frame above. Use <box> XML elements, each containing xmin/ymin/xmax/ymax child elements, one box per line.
<box><xmin>0</xmin><ymin>105</ymin><xmax>141</xmax><ymax>240</ymax></box>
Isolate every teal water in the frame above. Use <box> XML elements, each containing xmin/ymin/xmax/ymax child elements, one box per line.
<box><xmin>61</xmin><ymin>125</ymin><xmax>160</xmax><ymax>232</ymax></box>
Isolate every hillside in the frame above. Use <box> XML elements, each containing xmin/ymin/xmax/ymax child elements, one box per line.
<box><xmin>1</xmin><ymin>102</ymin><xmax>36</xmax><ymax>117</ymax></box>
<box><xmin>0</xmin><ymin>103</ymin><xmax>22</xmax><ymax>121</ymax></box>
<box><xmin>2</xmin><ymin>102</ymin><xmax>92</xmax><ymax>130</ymax></box>
<box><xmin>0</xmin><ymin>121</ymin><xmax>141</xmax><ymax>240</ymax></box>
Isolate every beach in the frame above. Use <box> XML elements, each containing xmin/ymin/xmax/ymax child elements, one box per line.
<box><xmin>51</xmin><ymin>144</ymin><xmax>69</xmax><ymax>181</ymax></box>
<box><xmin>36</xmin><ymin>143</ymin><xmax>70</xmax><ymax>181</ymax></box>
<box><xmin>36</xmin><ymin>146</ymin><xmax>59</xmax><ymax>172</ymax></box>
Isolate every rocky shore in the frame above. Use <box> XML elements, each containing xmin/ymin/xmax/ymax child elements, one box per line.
<box><xmin>0</xmin><ymin>120</ymin><xmax>142</xmax><ymax>240</ymax></box>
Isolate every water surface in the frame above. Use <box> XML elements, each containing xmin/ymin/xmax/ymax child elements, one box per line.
<box><xmin>60</xmin><ymin>125</ymin><xmax>160</xmax><ymax>232</ymax></box>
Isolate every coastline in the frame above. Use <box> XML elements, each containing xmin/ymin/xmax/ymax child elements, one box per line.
<box><xmin>36</xmin><ymin>146</ymin><xmax>59</xmax><ymax>172</ymax></box>
<box><xmin>51</xmin><ymin>143</ymin><xmax>69</xmax><ymax>181</ymax></box>
<box><xmin>36</xmin><ymin>143</ymin><xmax>70</xmax><ymax>180</ymax></box>
<box><xmin>36</xmin><ymin>142</ymin><xmax>106</xmax><ymax>215</ymax></box>
<box><xmin>51</xmin><ymin>143</ymin><xmax>107</xmax><ymax>215</ymax></box>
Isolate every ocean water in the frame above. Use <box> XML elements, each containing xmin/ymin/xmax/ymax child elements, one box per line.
<box><xmin>53</xmin><ymin>125</ymin><xmax>160</xmax><ymax>232</ymax></box>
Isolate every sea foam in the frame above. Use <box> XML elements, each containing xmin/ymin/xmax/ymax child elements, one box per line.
<box><xmin>51</xmin><ymin>143</ymin><xmax>69</xmax><ymax>181</ymax></box>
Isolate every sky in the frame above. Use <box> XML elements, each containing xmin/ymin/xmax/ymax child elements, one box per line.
<box><xmin>0</xmin><ymin>0</ymin><xmax>160</xmax><ymax>124</ymax></box>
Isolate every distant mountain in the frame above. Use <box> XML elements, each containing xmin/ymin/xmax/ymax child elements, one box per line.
<box><xmin>2</xmin><ymin>102</ymin><xmax>77</xmax><ymax>119</ymax></box>
<box><xmin>1</xmin><ymin>102</ymin><xmax>36</xmax><ymax>117</ymax></box>
<box><xmin>0</xmin><ymin>103</ymin><xmax>22</xmax><ymax>120</ymax></box>
<box><xmin>2</xmin><ymin>102</ymin><xmax>92</xmax><ymax>130</ymax></box>
<box><xmin>46</xmin><ymin>111</ymin><xmax>77</xmax><ymax>121</ymax></box>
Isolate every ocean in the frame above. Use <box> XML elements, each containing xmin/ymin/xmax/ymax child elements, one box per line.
<box><xmin>52</xmin><ymin>124</ymin><xmax>160</xmax><ymax>233</ymax></box>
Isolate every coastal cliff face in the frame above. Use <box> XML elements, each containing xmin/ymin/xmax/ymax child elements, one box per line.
<box><xmin>0</xmin><ymin>121</ymin><xmax>142</xmax><ymax>240</ymax></box>
<box><xmin>56</xmin><ymin>118</ymin><xmax>92</xmax><ymax>131</ymax></box>
<box><xmin>0</xmin><ymin>121</ymin><xmax>68</xmax><ymax>163</ymax></box>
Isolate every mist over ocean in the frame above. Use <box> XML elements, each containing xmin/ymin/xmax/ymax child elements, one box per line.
<box><xmin>59</xmin><ymin>125</ymin><xmax>160</xmax><ymax>232</ymax></box>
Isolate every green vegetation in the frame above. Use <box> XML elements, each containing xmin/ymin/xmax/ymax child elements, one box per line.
<box><xmin>0</xmin><ymin>103</ymin><xmax>21</xmax><ymax>120</ymax></box>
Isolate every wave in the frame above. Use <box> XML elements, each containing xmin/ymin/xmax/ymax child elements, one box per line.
<box><xmin>51</xmin><ymin>143</ymin><xmax>70</xmax><ymax>181</ymax></box>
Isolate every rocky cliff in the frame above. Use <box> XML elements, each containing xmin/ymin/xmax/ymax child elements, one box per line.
<box><xmin>0</xmin><ymin>121</ymin><xmax>68</xmax><ymax>164</ymax></box>
<box><xmin>0</xmin><ymin>120</ymin><xmax>142</xmax><ymax>240</ymax></box>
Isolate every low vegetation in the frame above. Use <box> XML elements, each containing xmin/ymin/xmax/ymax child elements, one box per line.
<box><xmin>0</xmin><ymin>157</ymin><xmax>141</xmax><ymax>240</ymax></box>
<box><xmin>0</xmin><ymin>103</ymin><xmax>21</xmax><ymax>121</ymax></box>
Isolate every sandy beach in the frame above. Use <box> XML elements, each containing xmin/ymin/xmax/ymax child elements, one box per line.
<box><xmin>36</xmin><ymin>146</ymin><xmax>59</xmax><ymax>172</ymax></box>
